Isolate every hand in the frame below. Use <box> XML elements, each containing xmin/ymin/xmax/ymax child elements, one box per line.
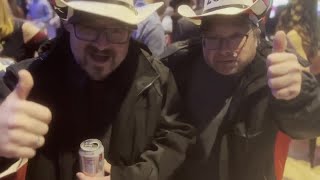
<box><xmin>0</xmin><ymin>70</ymin><xmax>52</xmax><ymax>158</ymax></box>
<box><xmin>267</xmin><ymin>31</ymin><xmax>302</xmax><ymax>100</ymax></box>
<box><xmin>77</xmin><ymin>160</ymin><xmax>111</xmax><ymax>180</ymax></box>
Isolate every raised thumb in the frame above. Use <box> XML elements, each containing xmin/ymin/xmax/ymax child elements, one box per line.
<box><xmin>272</xmin><ymin>31</ymin><xmax>287</xmax><ymax>53</ymax></box>
<box><xmin>14</xmin><ymin>70</ymin><xmax>34</xmax><ymax>100</ymax></box>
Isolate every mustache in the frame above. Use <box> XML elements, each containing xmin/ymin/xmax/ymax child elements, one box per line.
<box><xmin>86</xmin><ymin>46</ymin><xmax>114</xmax><ymax>56</ymax></box>
<box><xmin>214</xmin><ymin>55</ymin><xmax>236</xmax><ymax>61</ymax></box>
<box><xmin>215</xmin><ymin>51</ymin><xmax>239</xmax><ymax>60</ymax></box>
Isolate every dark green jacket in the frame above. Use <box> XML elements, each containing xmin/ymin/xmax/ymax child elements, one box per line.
<box><xmin>0</xmin><ymin>37</ymin><xmax>194</xmax><ymax>180</ymax></box>
<box><xmin>162</xmin><ymin>38</ymin><xmax>320</xmax><ymax>180</ymax></box>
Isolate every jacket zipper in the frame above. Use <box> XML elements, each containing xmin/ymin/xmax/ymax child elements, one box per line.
<box><xmin>138</xmin><ymin>75</ymin><xmax>160</xmax><ymax>96</ymax></box>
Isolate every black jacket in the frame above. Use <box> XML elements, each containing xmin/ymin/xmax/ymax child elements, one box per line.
<box><xmin>0</xmin><ymin>36</ymin><xmax>194</xmax><ymax>180</ymax></box>
<box><xmin>162</xmin><ymin>38</ymin><xmax>320</xmax><ymax>180</ymax></box>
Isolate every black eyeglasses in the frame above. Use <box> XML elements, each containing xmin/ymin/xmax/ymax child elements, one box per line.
<box><xmin>72</xmin><ymin>24</ymin><xmax>131</xmax><ymax>44</ymax></box>
<box><xmin>202</xmin><ymin>29</ymin><xmax>252</xmax><ymax>51</ymax></box>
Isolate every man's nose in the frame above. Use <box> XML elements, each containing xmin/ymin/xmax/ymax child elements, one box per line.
<box><xmin>219</xmin><ymin>40</ymin><xmax>232</xmax><ymax>56</ymax></box>
<box><xmin>93</xmin><ymin>32</ymin><xmax>112</xmax><ymax>50</ymax></box>
<box><xmin>219</xmin><ymin>39</ymin><xmax>230</xmax><ymax>50</ymax></box>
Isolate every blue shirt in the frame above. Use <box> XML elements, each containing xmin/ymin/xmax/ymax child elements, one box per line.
<box><xmin>27</xmin><ymin>0</ymin><xmax>53</xmax><ymax>23</ymax></box>
<box><xmin>132</xmin><ymin>0</ymin><xmax>166</xmax><ymax>57</ymax></box>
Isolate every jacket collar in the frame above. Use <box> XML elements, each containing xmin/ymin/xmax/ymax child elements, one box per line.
<box><xmin>133</xmin><ymin>48</ymin><xmax>160</xmax><ymax>96</ymax></box>
<box><xmin>239</xmin><ymin>53</ymin><xmax>268</xmax><ymax>97</ymax></box>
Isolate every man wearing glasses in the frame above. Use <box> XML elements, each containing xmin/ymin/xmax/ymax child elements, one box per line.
<box><xmin>164</xmin><ymin>0</ymin><xmax>320</xmax><ymax>180</ymax></box>
<box><xmin>0</xmin><ymin>0</ymin><xmax>195</xmax><ymax>180</ymax></box>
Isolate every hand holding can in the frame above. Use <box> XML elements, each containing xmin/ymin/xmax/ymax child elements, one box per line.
<box><xmin>79</xmin><ymin>139</ymin><xmax>108</xmax><ymax>177</ymax></box>
<box><xmin>76</xmin><ymin>159</ymin><xmax>111</xmax><ymax>180</ymax></box>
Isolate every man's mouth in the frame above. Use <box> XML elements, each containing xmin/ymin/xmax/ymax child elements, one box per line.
<box><xmin>86</xmin><ymin>45</ymin><xmax>114</xmax><ymax>65</ymax></box>
<box><xmin>89</xmin><ymin>52</ymin><xmax>112</xmax><ymax>64</ymax></box>
<box><xmin>217</xmin><ymin>59</ymin><xmax>237</xmax><ymax>64</ymax></box>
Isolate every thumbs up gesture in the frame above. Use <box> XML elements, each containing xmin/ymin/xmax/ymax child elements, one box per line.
<box><xmin>0</xmin><ymin>70</ymin><xmax>52</xmax><ymax>158</ymax></box>
<box><xmin>266</xmin><ymin>31</ymin><xmax>302</xmax><ymax>100</ymax></box>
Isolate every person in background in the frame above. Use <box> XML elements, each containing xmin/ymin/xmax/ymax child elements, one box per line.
<box><xmin>265</xmin><ymin>4</ymin><xmax>286</xmax><ymax>40</ymax></box>
<box><xmin>0</xmin><ymin>0</ymin><xmax>47</xmax><ymax>62</ymax></box>
<box><xmin>169</xmin><ymin>0</ymin><xmax>200</xmax><ymax>43</ymax></box>
<box><xmin>8</xmin><ymin>0</ymin><xmax>25</xmax><ymax>19</ymax></box>
<box><xmin>161</xmin><ymin>6</ymin><xmax>174</xmax><ymax>45</ymax></box>
<box><xmin>276</xmin><ymin>0</ymin><xmax>318</xmax><ymax>62</ymax></box>
<box><xmin>163</xmin><ymin>0</ymin><xmax>320</xmax><ymax>180</ymax></box>
<box><xmin>26</xmin><ymin>0</ymin><xmax>54</xmax><ymax>36</ymax></box>
<box><xmin>0</xmin><ymin>0</ymin><xmax>194</xmax><ymax>179</ymax></box>
<box><xmin>131</xmin><ymin>0</ymin><xmax>166</xmax><ymax>57</ymax></box>
<box><xmin>17</xmin><ymin>0</ymin><xmax>28</xmax><ymax>17</ymax></box>
<box><xmin>276</xmin><ymin>1</ymin><xmax>320</xmax><ymax>179</ymax></box>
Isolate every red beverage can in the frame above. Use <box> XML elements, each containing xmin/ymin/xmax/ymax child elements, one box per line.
<box><xmin>79</xmin><ymin>139</ymin><xmax>104</xmax><ymax>177</ymax></box>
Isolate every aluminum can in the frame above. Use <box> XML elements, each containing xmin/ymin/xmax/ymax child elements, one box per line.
<box><xmin>79</xmin><ymin>139</ymin><xmax>104</xmax><ymax>177</ymax></box>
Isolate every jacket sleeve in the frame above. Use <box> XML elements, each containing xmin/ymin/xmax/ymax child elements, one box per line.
<box><xmin>270</xmin><ymin>71</ymin><xmax>320</xmax><ymax>139</ymax></box>
<box><xmin>0</xmin><ymin>59</ymin><xmax>32</xmax><ymax>101</ymax></box>
<box><xmin>111</xmin><ymin>71</ymin><xmax>195</xmax><ymax>180</ymax></box>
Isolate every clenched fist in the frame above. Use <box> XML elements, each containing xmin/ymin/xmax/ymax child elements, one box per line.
<box><xmin>0</xmin><ymin>70</ymin><xmax>52</xmax><ymax>158</ymax></box>
<box><xmin>267</xmin><ymin>31</ymin><xmax>302</xmax><ymax>100</ymax></box>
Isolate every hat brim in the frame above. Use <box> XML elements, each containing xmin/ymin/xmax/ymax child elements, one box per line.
<box><xmin>178</xmin><ymin>0</ymin><xmax>267</xmax><ymax>20</ymax></box>
<box><xmin>178</xmin><ymin>5</ymin><xmax>250</xmax><ymax>19</ymax></box>
<box><xmin>61</xmin><ymin>1</ymin><xmax>163</xmax><ymax>25</ymax></box>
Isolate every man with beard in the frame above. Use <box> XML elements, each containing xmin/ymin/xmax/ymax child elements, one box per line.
<box><xmin>0</xmin><ymin>0</ymin><xmax>194</xmax><ymax>179</ymax></box>
<box><xmin>163</xmin><ymin>0</ymin><xmax>320</xmax><ymax>180</ymax></box>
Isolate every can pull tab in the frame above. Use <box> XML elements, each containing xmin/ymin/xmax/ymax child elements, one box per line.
<box><xmin>84</xmin><ymin>142</ymin><xmax>99</xmax><ymax>148</ymax></box>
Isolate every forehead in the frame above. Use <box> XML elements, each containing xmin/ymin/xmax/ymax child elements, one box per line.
<box><xmin>202</xmin><ymin>15</ymin><xmax>251</xmax><ymax>35</ymax></box>
<box><xmin>69</xmin><ymin>12</ymin><xmax>126</xmax><ymax>28</ymax></box>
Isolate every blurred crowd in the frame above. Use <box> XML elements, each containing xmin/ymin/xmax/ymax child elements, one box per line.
<box><xmin>1</xmin><ymin>0</ymin><xmax>319</xmax><ymax>61</ymax></box>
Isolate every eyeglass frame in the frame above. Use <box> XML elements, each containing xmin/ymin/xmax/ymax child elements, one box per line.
<box><xmin>71</xmin><ymin>23</ymin><xmax>133</xmax><ymax>44</ymax></box>
<box><xmin>201</xmin><ymin>29</ymin><xmax>253</xmax><ymax>51</ymax></box>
